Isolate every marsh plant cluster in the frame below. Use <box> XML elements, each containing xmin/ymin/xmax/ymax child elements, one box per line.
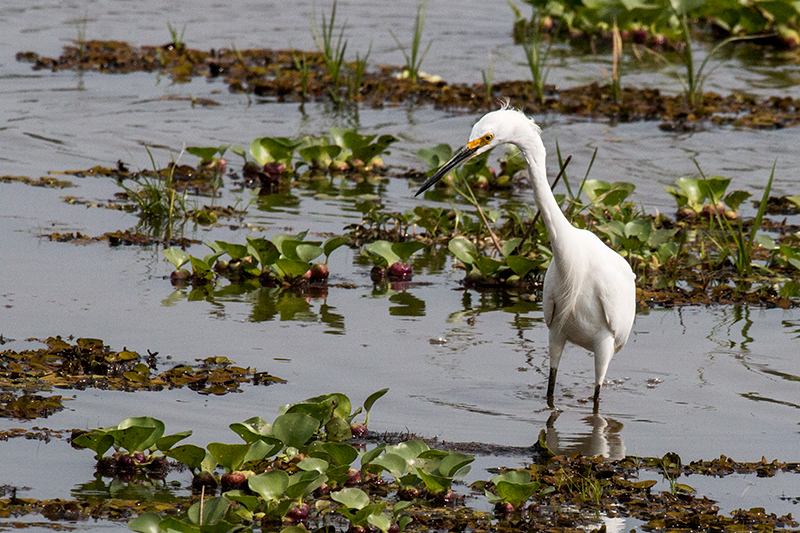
<box><xmin>47</xmin><ymin>391</ymin><xmax>796</xmax><ymax>533</ymax></box>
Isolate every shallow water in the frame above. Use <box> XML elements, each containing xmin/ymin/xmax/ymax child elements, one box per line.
<box><xmin>2</xmin><ymin>0</ymin><xmax>800</xmax><ymax>528</ymax></box>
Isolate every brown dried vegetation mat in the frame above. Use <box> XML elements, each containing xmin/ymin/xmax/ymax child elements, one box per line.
<box><xmin>16</xmin><ymin>40</ymin><xmax>800</xmax><ymax>129</ymax></box>
<box><xmin>0</xmin><ymin>337</ymin><xmax>283</xmax><ymax>419</ymax></box>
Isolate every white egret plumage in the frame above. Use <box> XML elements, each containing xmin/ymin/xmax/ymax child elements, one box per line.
<box><xmin>416</xmin><ymin>107</ymin><xmax>636</xmax><ymax>408</ymax></box>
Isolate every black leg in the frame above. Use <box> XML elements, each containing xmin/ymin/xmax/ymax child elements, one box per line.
<box><xmin>546</xmin><ymin>367</ymin><xmax>557</xmax><ymax>408</ymax></box>
<box><xmin>592</xmin><ymin>383</ymin><xmax>601</xmax><ymax>413</ymax></box>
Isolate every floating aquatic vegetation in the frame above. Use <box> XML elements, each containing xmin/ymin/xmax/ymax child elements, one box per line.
<box><xmin>163</xmin><ymin>232</ymin><xmax>349</xmax><ymax>288</ymax></box>
<box><xmin>0</xmin><ymin>174</ymin><xmax>75</xmax><ymax>188</ymax></box>
<box><xmin>0</xmin><ymin>337</ymin><xmax>283</xmax><ymax>415</ymax></box>
<box><xmin>4</xmin><ymin>395</ymin><xmax>799</xmax><ymax>533</ymax></box>
<box><xmin>15</xmin><ymin>41</ymin><xmax>800</xmax><ymax>128</ymax></box>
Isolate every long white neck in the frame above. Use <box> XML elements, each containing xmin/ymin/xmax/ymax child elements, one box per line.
<box><xmin>520</xmin><ymin>138</ymin><xmax>574</xmax><ymax>257</ymax></box>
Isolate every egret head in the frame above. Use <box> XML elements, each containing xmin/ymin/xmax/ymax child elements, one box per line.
<box><xmin>414</xmin><ymin>107</ymin><xmax>542</xmax><ymax>196</ymax></box>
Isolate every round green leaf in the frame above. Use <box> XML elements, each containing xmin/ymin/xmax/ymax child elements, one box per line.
<box><xmin>248</xmin><ymin>469</ymin><xmax>289</xmax><ymax>501</ymax></box>
<box><xmin>332</xmin><ymin>487</ymin><xmax>370</xmax><ymax>510</ymax></box>
<box><xmin>271</xmin><ymin>413</ymin><xmax>320</xmax><ymax>449</ymax></box>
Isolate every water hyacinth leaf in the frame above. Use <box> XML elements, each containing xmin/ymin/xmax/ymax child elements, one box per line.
<box><xmin>367</xmin><ymin>512</ymin><xmax>392</xmax><ymax>533</ymax></box>
<box><xmin>229</xmin><ymin>145</ymin><xmax>247</xmax><ymax>162</ymax></box>
<box><xmin>127</xmin><ymin>511</ymin><xmax>163</xmax><ymax>533</ymax></box>
<box><xmin>164</xmin><ymin>444</ymin><xmax>207</xmax><ymax>471</ymax></box>
<box><xmin>298</xmin><ymin>457</ymin><xmax>329</xmax><ymax>474</ymax></box>
<box><xmin>187</xmin><ymin>495</ymin><xmax>231</xmax><ymax>526</ymax></box>
<box><xmin>472</xmin><ymin>254</ymin><xmax>504</xmax><ymax>276</ymax></box>
<box><xmin>293</xmin><ymin>392</ymin><xmax>352</xmax><ymax>419</ymax></box>
<box><xmin>360</xmin><ymin>443</ymin><xmax>386</xmax><ymax>469</ymax></box>
<box><xmin>155</xmin><ymin>430</ymin><xmax>192</xmax><ymax>451</ymax></box>
<box><xmin>255</xmin><ymin>137</ymin><xmax>301</xmax><ymax>165</ymax></box>
<box><xmin>188</xmin><ymin>256</ymin><xmax>213</xmax><ymax>279</ymax></box>
<box><xmin>623</xmin><ymin>219</ymin><xmax>652</xmax><ymax>241</ymax></box>
<box><xmin>438</xmin><ymin>452</ymin><xmax>474</xmax><ymax>479</ymax></box>
<box><xmin>362</xmin><ymin>387</ymin><xmax>389</xmax><ymax>426</ymax></box>
<box><xmin>281</xmin><ymin>239</ymin><xmax>323</xmax><ymax>262</ymax></box>
<box><xmin>224</xmin><ymin>490</ymin><xmax>261</xmax><ymax>512</ymax></box>
<box><xmin>391</xmin><ymin>241</ymin><xmax>426</xmax><ymax>264</ymax></box>
<box><xmin>350</xmin><ymin>134</ymin><xmax>397</xmax><ymax>165</ymax></box>
<box><xmin>207</xmin><ymin>442</ymin><xmax>251</xmax><ymax>472</ymax></box>
<box><xmin>286</xmin><ymin>470</ymin><xmax>327</xmax><ymax>500</ymax></box>
<box><xmin>502</xmin><ymin>238</ymin><xmax>523</xmax><ymax>258</ymax></box>
<box><xmin>244</xmin><ymin>438</ymin><xmax>279</xmax><ymax>463</ymax></box>
<box><xmin>697</xmin><ymin>176</ymin><xmax>732</xmax><ymax>203</ymax></box>
<box><xmin>506</xmin><ymin>255</ymin><xmax>539</xmax><ymax>278</ymax></box>
<box><xmin>215</xmin><ymin>241</ymin><xmax>249</xmax><ymax>261</ymax></box>
<box><xmin>583</xmin><ymin>179</ymin><xmax>635</xmax><ymax>206</ymax></box>
<box><xmin>332</xmin><ymin>487</ymin><xmax>370</xmax><ymax>509</ymax></box>
<box><xmin>417</xmin><ymin>143</ymin><xmax>453</xmax><ymax>170</ymax></box>
<box><xmin>387</xmin><ymin>440</ymin><xmax>429</xmax><ymax>463</ymax></box>
<box><xmin>248</xmin><ymin>469</ymin><xmax>290</xmax><ymax>501</ymax></box>
<box><xmin>322</xmin><ymin>442</ymin><xmax>359</xmax><ymax>466</ymax></box>
<box><xmin>325</xmin><ymin>416</ymin><xmax>353</xmax><ymax>441</ymax></box>
<box><xmin>780</xmin><ymin>280</ymin><xmax>800</xmax><ymax>297</ymax></box>
<box><xmin>230</xmin><ymin>416</ymin><xmax>271</xmax><ymax>442</ymax></box>
<box><xmin>363</xmin><ymin>240</ymin><xmax>401</xmax><ymax>267</ymax></box>
<box><xmin>250</xmin><ymin>138</ymin><xmax>270</xmax><ymax>167</ymax></box>
<box><xmin>275</xmin><ymin>258</ymin><xmax>312</xmax><ymax>278</ymax></box>
<box><xmin>494</xmin><ymin>479</ymin><xmax>540</xmax><ymax>508</ymax></box>
<box><xmin>448</xmin><ymin>237</ymin><xmax>478</xmax><ymax>266</ymax></box>
<box><xmin>416</xmin><ymin>468</ymin><xmax>449</xmax><ymax>494</ymax></box>
<box><xmin>109</xmin><ymin>422</ymin><xmax>163</xmax><ymax>453</ymax></box>
<box><xmin>271</xmin><ymin>413</ymin><xmax>320</xmax><ymax>449</ymax></box>
<box><xmin>371</xmin><ymin>453</ymin><xmax>410</xmax><ymax>479</ymax></box>
<box><xmin>153</xmin><ymin>517</ymin><xmax>195</xmax><ymax>533</ymax></box>
<box><xmin>632</xmin><ymin>479</ymin><xmax>657</xmax><ymax>489</ymax></box>
<box><xmin>324</xmin><ymin>235</ymin><xmax>350</xmax><ymax>258</ymax></box>
<box><xmin>163</xmin><ymin>248</ymin><xmax>190</xmax><ymax>270</ymax></box>
<box><xmin>186</xmin><ymin>146</ymin><xmax>223</xmax><ymax>163</ymax></box>
<box><xmin>299</xmin><ymin>144</ymin><xmax>342</xmax><ymax>166</ymax></box>
<box><xmin>247</xmin><ymin>236</ymin><xmax>280</xmax><ymax>267</ymax></box>
<box><xmin>724</xmin><ymin>190</ymin><xmax>751</xmax><ymax>212</ymax></box>
<box><xmin>754</xmin><ymin>234</ymin><xmax>776</xmax><ymax>250</ymax></box>
<box><xmin>72</xmin><ymin>432</ymin><xmax>115</xmax><ymax>459</ymax></box>
<box><xmin>492</xmin><ymin>470</ymin><xmax>531</xmax><ymax>485</ymax></box>
<box><xmin>785</xmin><ymin>195</ymin><xmax>800</xmax><ymax>209</ymax></box>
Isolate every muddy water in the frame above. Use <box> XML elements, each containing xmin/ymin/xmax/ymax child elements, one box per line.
<box><xmin>2</xmin><ymin>0</ymin><xmax>800</xmax><ymax>526</ymax></box>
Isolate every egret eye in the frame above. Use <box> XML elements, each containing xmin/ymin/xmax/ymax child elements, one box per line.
<box><xmin>483</xmin><ymin>133</ymin><xmax>494</xmax><ymax>144</ymax></box>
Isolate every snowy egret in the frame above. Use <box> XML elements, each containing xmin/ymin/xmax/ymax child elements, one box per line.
<box><xmin>415</xmin><ymin>106</ymin><xmax>636</xmax><ymax>409</ymax></box>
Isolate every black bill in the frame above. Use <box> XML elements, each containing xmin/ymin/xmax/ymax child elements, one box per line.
<box><xmin>414</xmin><ymin>144</ymin><xmax>480</xmax><ymax>197</ymax></box>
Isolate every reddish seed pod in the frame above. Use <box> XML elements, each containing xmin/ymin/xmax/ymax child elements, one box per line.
<box><xmin>309</xmin><ymin>263</ymin><xmax>329</xmax><ymax>280</ymax></box>
<box><xmin>285</xmin><ymin>503</ymin><xmax>310</xmax><ymax>522</ymax></box>
<box><xmin>387</xmin><ymin>262</ymin><xmax>412</xmax><ymax>280</ymax></box>
<box><xmin>350</xmin><ymin>423</ymin><xmax>369</xmax><ymax>437</ymax></box>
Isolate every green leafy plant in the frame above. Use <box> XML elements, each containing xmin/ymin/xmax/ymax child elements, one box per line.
<box><xmin>166</xmin><ymin>22</ymin><xmax>186</xmax><ymax>51</ymax></box>
<box><xmin>695</xmin><ymin>161</ymin><xmax>775</xmax><ymax>277</ymax></box>
<box><xmin>511</xmin><ymin>1</ymin><xmax>556</xmax><ymax>103</ymax></box>
<box><xmin>362</xmin><ymin>240</ymin><xmax>426</xmax><ymax>281</ymax></box>
<box><xmin>486</xmin><ymin>470</ymin><xmax>549</xmax><ymax>510</ymax></box>
<box><xmin>389</xmin><ymin>0</ymin><xmax>432</xmax><ymax>84</ymax></box>
<box><xmin>162</xmin><ymin>232</ymin><xmax>349</xmax><ymax>286</ymax></box>
<box><xmin>311</xmin><ymin>0</ymin><xmax>348</xmax><ymax>101</ymax></box>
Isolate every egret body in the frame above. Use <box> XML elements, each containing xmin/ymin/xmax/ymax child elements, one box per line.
<box><xmin>415</xmin><ymin>107</ymin><xmax>636</xmax><ymax>408</ymax></box>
